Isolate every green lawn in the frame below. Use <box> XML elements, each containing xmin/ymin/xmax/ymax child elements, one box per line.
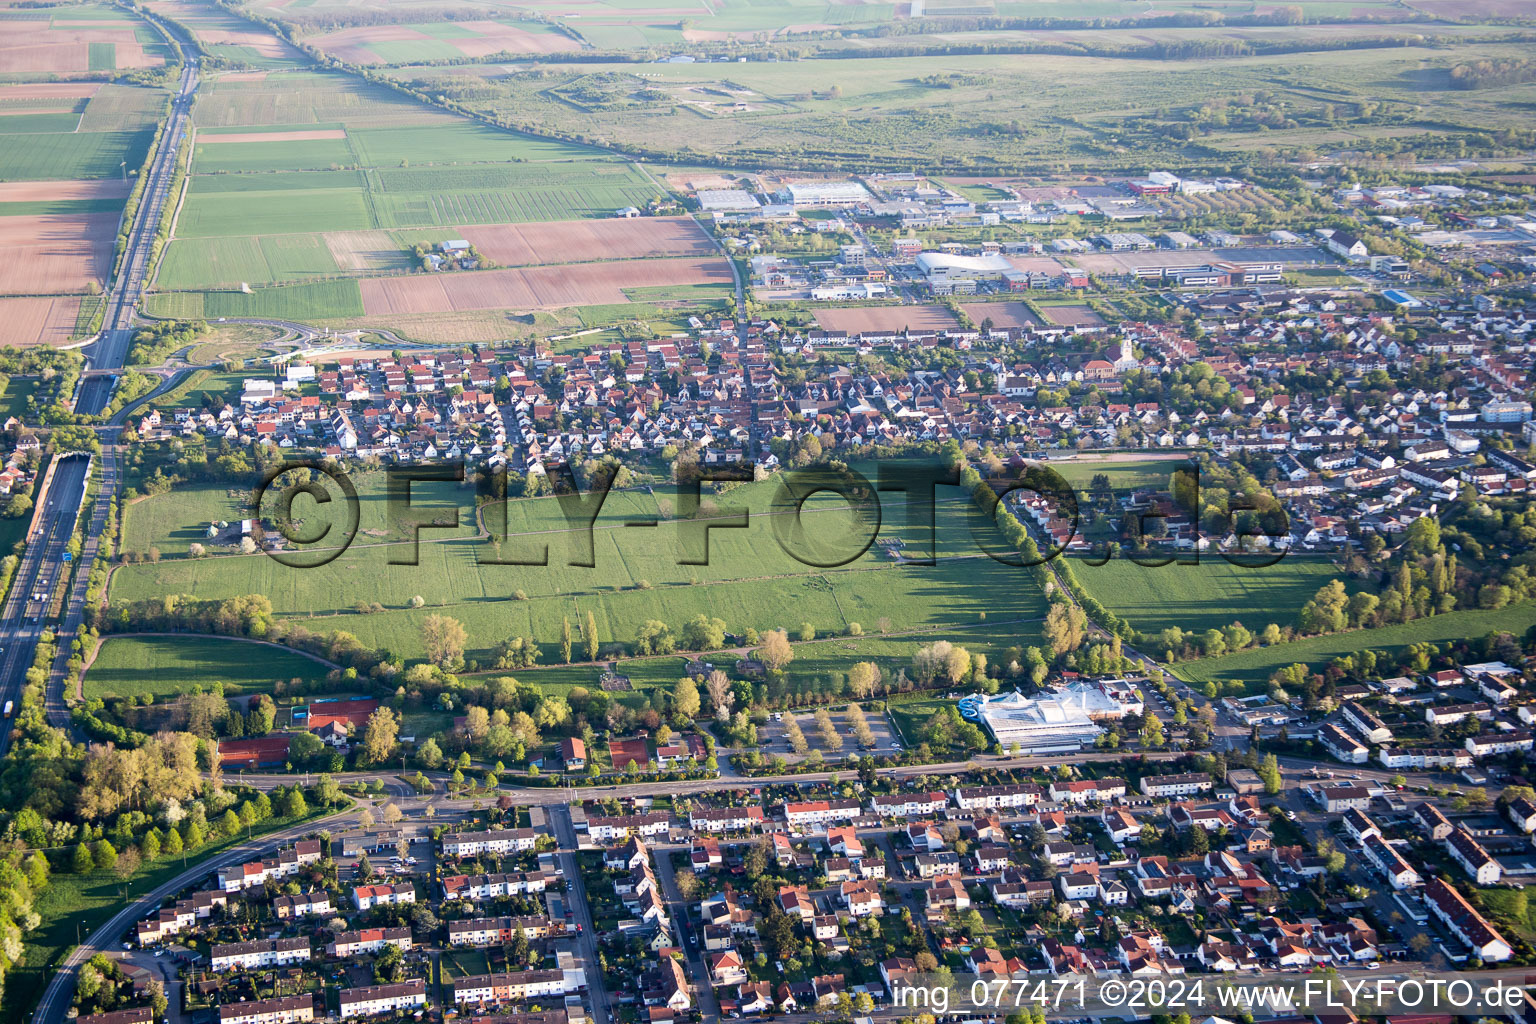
<box><xmin>1072</xmin><ymin>554</ymin><xmax>1345</xmax><ymax>637</ymax></box>
<box><xmin>83</xmin><ymin>634</ymin><xmax>333</xmax><ymax>700</ymax></box>
<box><xmin>1174</xmin><ymin>602</ymin><xmax>1536</xmax><ymax>688</ymax></box>
<box><xmin>0</xmin><ymin>376</ymin><xmax>38</xmax><ymax>422</ymax></box>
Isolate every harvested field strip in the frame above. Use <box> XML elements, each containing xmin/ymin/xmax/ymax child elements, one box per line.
<box><xmin>358</xmin><ymin>257</ymin><xmax>732</xmax><ymax>315</ymax></box>
<box><xmin>812</xmin><ymin>303</ymin><xmax>959</xmax><ymax>333</ymax></box>
<box><xmin>0</xmin><ymin>178</ymin><xmax>130</xmax><ymax>202</ymax></box>
<box><xmin>452</xmin><ymin>216</ymin><xmax>714</xmax><ymax>266</ymax></box>
<box><xmin>0</xmin><ymin>295</ymin><xmax>81</xmax><ymax>347</ymax></box>
<box><xmin>197</xmin><ymin>128</ymin><xmax>346</xmax><ymax>143</ymax></box>
<box><xmin>0</xmin><ymin>211</ymin><xmax>115</xmax><ymax>294</ymax></box>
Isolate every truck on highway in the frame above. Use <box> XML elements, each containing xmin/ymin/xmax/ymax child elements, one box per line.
<box><xmin>3</xmin><ymin>701</ymin><xmax>13</xmax><ymax>717</ymax></box>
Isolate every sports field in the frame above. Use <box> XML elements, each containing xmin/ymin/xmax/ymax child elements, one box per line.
<box><xmin>1071</xmin><ymin>553</ymin><xmax>1344</xmax><ymax>637</ymax></box>
<box><xmin>83</xmin><ymin>634</ymin><xmax>333</xmax><ymax>701</ymax></box>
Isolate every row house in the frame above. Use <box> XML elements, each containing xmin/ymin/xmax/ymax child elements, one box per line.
<box><xmin>337</xmin><ymin>981</ymin><xmax>427</xmax><ymax>1019</ymax></box>
<box><xmin>1425</xmin><ymin>878</ymin><xmax>1512</xmax><ymax>962</ymax></box>
<box><xmin>137</xmin><ymin>889</ymin><xmax>230</xmax><ymax>944</ymax></box>
<box><xmin>586</xmin><ymin>813</ymin><xmax>671</xmax><ymax>842</ymax></box>
<box><xmin>1341</xmin><ymin>702</ymin><xmax>1393</xmax><ymax>744</ymax></box>
<box><xmin>1048</xmin><ymin>778</ymin><xmax>1127</xmax><ymax>805</ymax></box>
<box><xmin>1466</xmin><ymin>730</ymin><xmax>1534</xmax><ymax>758</ymax></box>
<box><xmin>451</xmin><ymin>970</ymin><xmax>571</xmax><ymax>1006</ymax></box>
<box><xmin>952</xmin><ymin>783</ymin><xmax>1042</xmax><ymax>811</ymax></box>
<box><xmin>218</xmin><ymin>997</ymin><xmax>316</xmax><ymax>1024</ymax></box>
<box><xmin>273</xmin><ymin>891</ymin><xmax>331</xmax><ymax>921</ymax></box>
<box><xmin>871</xmin><ymin>791</ymin><xmax>949</xmax><ymax>817</ymax></box>
<box><xmin>782</xmin><ymin>799</ymin><xmax>863</xmax><ymax>829</ymax></box>
<box><xmin>690</xmin><ymin>806</ymin><xmax>765</xmax><ymax>833</ymax></box>
<box><xmin>448</xmin><ymin>917</ymin><xmax>569</xmax><ymax>947</ymax></box>
<box><xmin>1377</xmin><ymin>746</ymin><xmax>1470</xmax><ymax>770</ymax></box>
<box><xmin>441</xmin><ymin>871</ymin><xmax>550</xmax><ymax>901</ymax></box>
<box><xmin>1361</xmin><ymin>834</ymin><xmax>1420</xmax><ymax>890</ymax></box>
<box><xmin>211</xmin><ymin>937</ymin><xmax>311</xmax><ymax>972</ymax></box>
<box><xmin>215</xmin><ymin>841</ymin><xmax>322</xmax><ymax>892</ymax></box>
<box><xmin>1139</xmin><ymin>772</ymin><xmax>1212</xmax><ymax>798</ymax></box>
<box><xmin>353</xmin><ymin>882</ymin><xmax>415</xmax><ymax>911</ymax></box>
<box><xmin>1446</xmin><ymin>827</ymin><xmax>1502</xmax><ymax>884</ymax></box>
<box><xmin>442</xmin><ymin>828</ymin><xmax>539</xmax><ymax>858</ymax></box>
<box><xmin>327</xmin><ymin>927</ymin><xmax>413</xmax><ymax>958</ymax></box>
<box><xmin>1320</xmin><ymin>722</ymin><xmax>1369</xmax><ymax>764</ymax></box>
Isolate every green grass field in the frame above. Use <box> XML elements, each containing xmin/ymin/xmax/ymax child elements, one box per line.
<box><xmin>113</xmin><ymin>476</ymin><xmax>1049</xmax><ymax>663</ymax></box>
<box><xmin>145</xmin><ymin>279</ymin><xmax>364</xmax><ymax>320</ymax></box>
<box><xmin>83</xmin><ymin>634</ymin><xmax>333</xmax><ymax>701</ymax></box>
<box><xmin>0</xmin><ymin>128</ymin><xmax>155</xmax><ymax>181</ymax></box>
<box><xmin>1174</xmin><ymin>603</ymin><xmax>1536</xmax><ymax>688</ymax></box>
<box><xmin>177</xmin><ymin>186</ymin><xmax>373</xmax><ymax>236</ymax></box>
<box><xmin>1072</xmin><ymin>554</ymin><xmax>1345</xmax><ymax>637</ymax></box>
<box><xmin>158</xmin><ymin>233</ymin><xmax>343</xmax><ymax>289</ymax></box>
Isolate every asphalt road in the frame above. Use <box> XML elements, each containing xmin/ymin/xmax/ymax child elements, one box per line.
<box><xmin>0</xmin><ymin>454</ymin><xmax>90</xmax><ymax>757</ymax></box>
<box><xmin>77</xmin><ymin>56</ymin><xmax>199</xmax><ymax>416</ymax></box>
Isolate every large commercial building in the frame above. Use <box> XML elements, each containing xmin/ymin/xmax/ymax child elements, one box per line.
<box><xmin>958</xmin><ymin>690</ymin><xmax>1103</xmax><ymax>751</ymax></box>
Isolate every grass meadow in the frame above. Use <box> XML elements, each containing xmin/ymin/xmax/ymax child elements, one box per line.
<box><xmin>83</xmin><ymin>634</ymin><xmax>333</xmax><ymax>701</ymax></box>
<box><xmin>1071</xmin><ymin>553</ymin><xmax>1345</xmax><ymax>637</ymax></box>
<box><xmin>1174</xmin><ymin>602</ymin><xmax>1536</xmax><ymax>689</ymax></box>
<box><xmin>113</xmin><ymin>473</ymin><xmax>1050</xmax><ymax>664</ymax></box>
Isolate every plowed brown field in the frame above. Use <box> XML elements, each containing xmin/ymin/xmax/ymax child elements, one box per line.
<box><xmin>359</xmin><ymin>257</ymin><xmax>731</xmax><ymax>315</ymax></box>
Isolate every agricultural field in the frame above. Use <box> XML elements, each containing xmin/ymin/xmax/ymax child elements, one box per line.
<box><xmin>0</xmin><ymin>4</ymin><xmax>169</xmax><ymax>75</ymax></box>
<box><xmin>356</xmin><ymin>257</ymin><xmax>732</xmax><ymax>315</ymax></box>
<box><xmin>374</xmin><ymin>34</ymin><xmax>1536</xmax><ymax>172</ymax></box>
<box><xmin>1070</xmin><ymin>553</ymin><xmax>1346</xmax><ymax>638</ymax></box>
<box><xmin>1175</xmin><ymin>602</ymin><xmax>1536</xmax><ymax>690</ymax></box>
<box><xmin>111</xmin><ymin>470</ymin><xmax>1051</xmax><ymax>664</ymax></box>
<box><xmin>812</xmin><ymin>304</ymin><xmax>957</xmax><ymax>334</ymax></box>
<box><xmin>307</xmin><ymin>20</ymin><xmax>580</xmax><ymax>64</ymax></box>
<box><xmin>0</xmin><ymin>67</ymin><xmax>166</xmax><ymax>343</ymax></box>
<box><xmin>82</xmin><ymin>634</ymin><xmax>332</xmax><ymax>701</ymax></box>
<box><xmin>150</xmin><ymin>68</ymin><xmax>729</xmax><ymax>332</ymax></box>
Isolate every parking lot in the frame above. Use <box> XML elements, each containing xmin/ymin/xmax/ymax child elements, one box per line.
<box><xmin>756</xmin><ymin>706</ymin><xmax>902</xmax><ymax>761</ymax></box>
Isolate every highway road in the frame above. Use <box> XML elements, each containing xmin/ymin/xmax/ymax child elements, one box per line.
<box><xmin>0</xmin><ymin>454</ymin><xmax>90</xmax><ymax>757</ymax></box>
<box><xmin>76</xmin><ymin>55</ymin><xmax>199</xmax><ymax>416</ymax></box>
